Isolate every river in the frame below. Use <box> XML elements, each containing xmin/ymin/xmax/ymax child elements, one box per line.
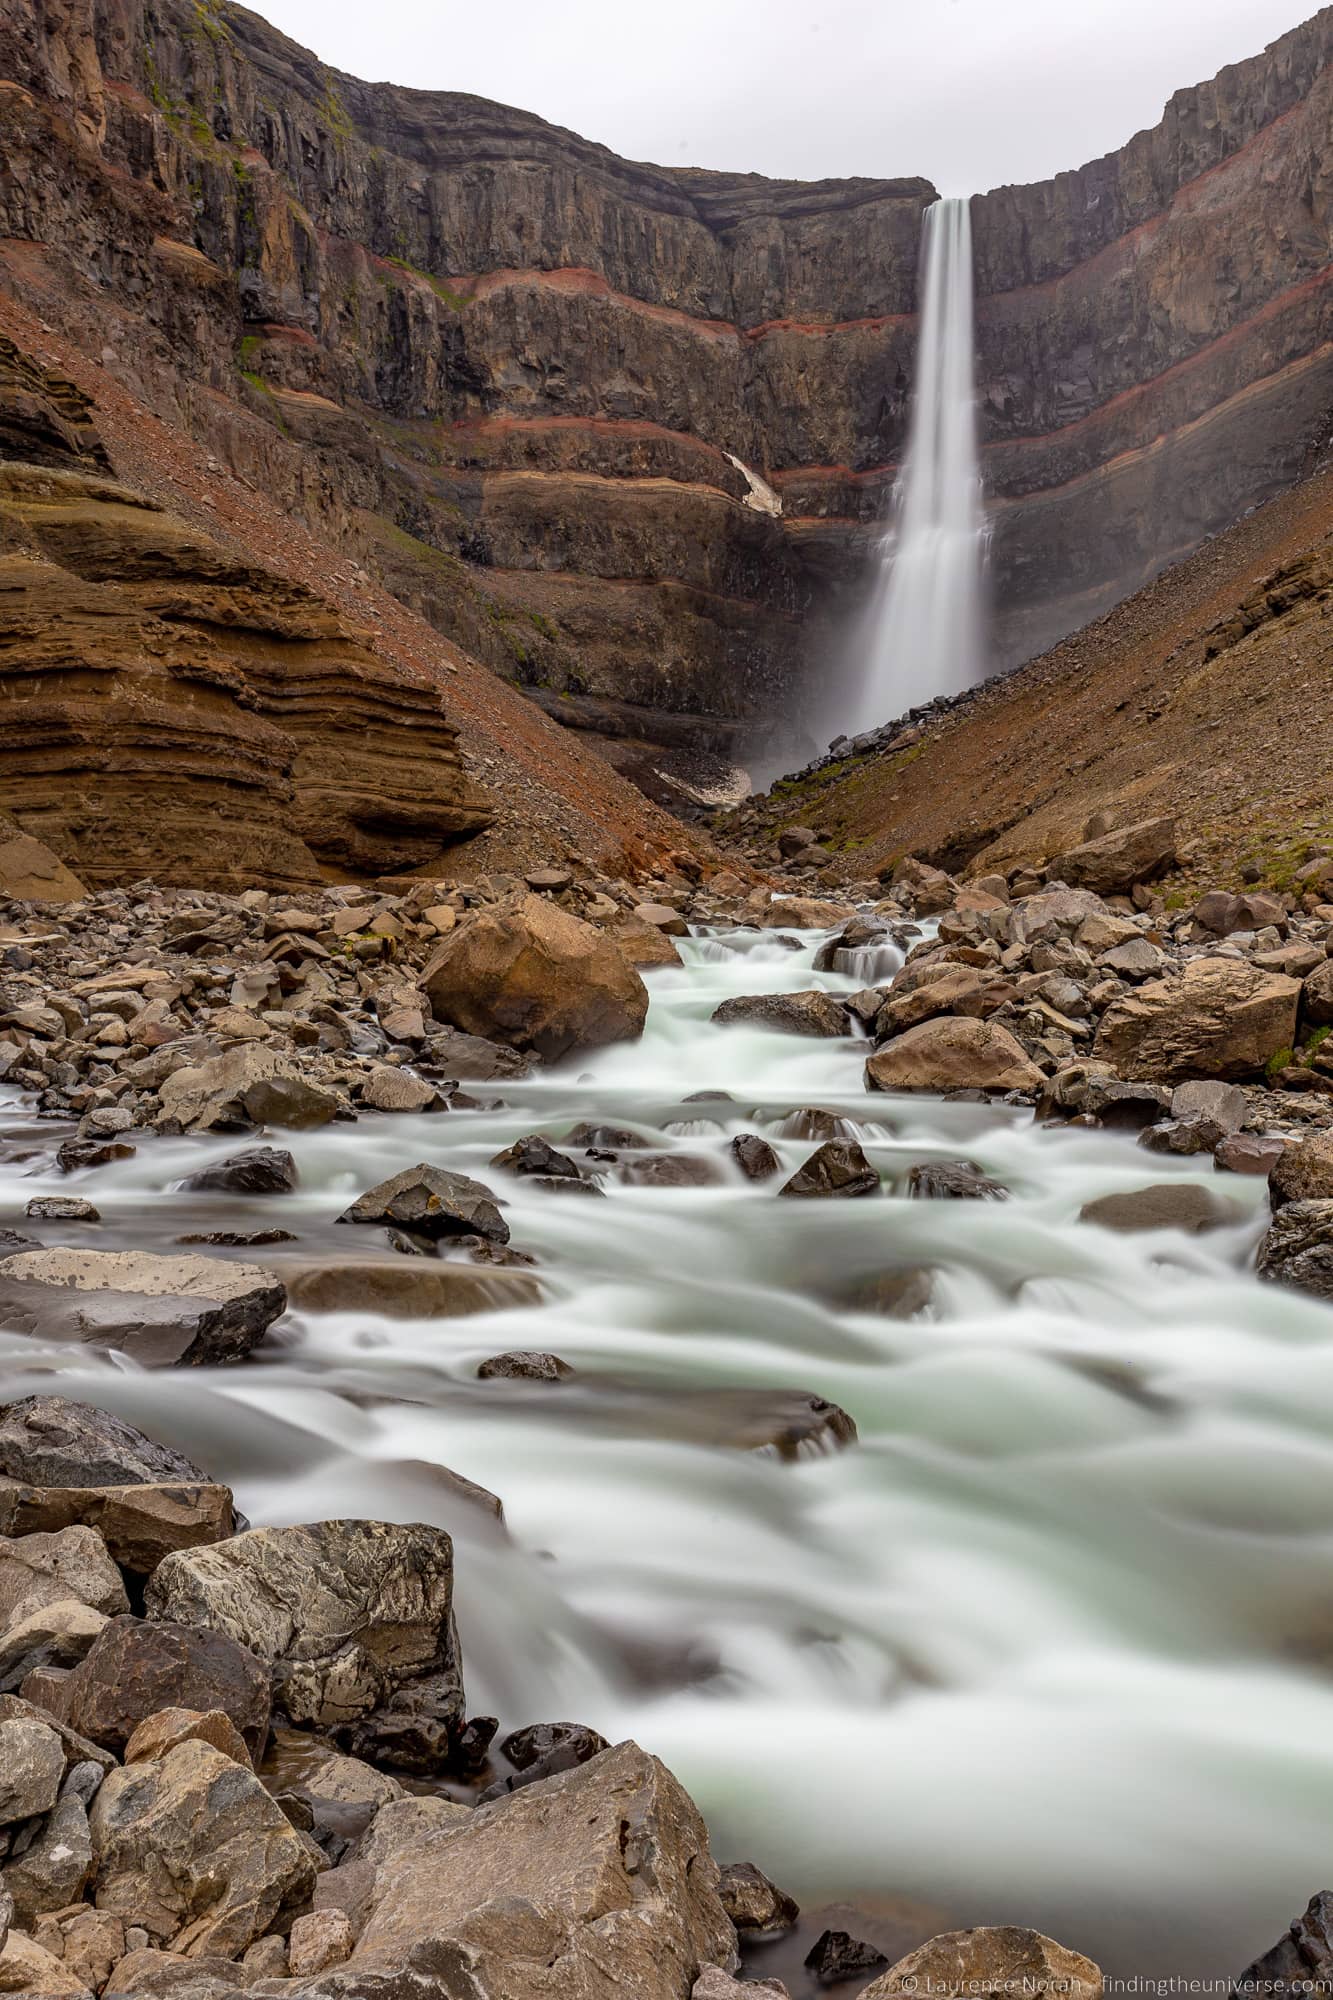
<box><xmin>3</xmin><ymin>918</ymin><xmax>1332</xmax><ymax>1984</ymax></box>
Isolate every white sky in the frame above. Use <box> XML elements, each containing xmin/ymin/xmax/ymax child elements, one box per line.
<box><xmin>250</xmin><ymin>0</ymin><xmax>1315</xmax><ymax>195</ymax></box>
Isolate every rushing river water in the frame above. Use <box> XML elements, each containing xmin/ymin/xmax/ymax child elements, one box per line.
<box><xmin>4</xmin><ymin>920</ymin><xmax>1333</xmax><ymax>1983</ymax></box>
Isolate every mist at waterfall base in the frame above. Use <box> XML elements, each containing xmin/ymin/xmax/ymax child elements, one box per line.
<box><xmin>815</xmin><ymin>195</ymin><xmax>988</xmax><ymax>762</ymax></box>
<box><xmin>5</xmin><ymin>921</ymin><xmax>1333</xmax><ymax>1982</ymax></box>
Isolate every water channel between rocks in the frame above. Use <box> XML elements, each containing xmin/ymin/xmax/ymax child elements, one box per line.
<box><xmin>3</xmin><ymin>920</ymin><xmax>1333</xmax><ymax>1984</ymax></box>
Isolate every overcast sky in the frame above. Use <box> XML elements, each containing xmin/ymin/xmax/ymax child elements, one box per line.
<box><xmin>251</xmin><ymin>0</ymin><xmax>1312</xmax><ymax>194</ymax></box>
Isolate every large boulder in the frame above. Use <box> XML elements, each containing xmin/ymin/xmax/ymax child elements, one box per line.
<box><xmin>0</xmin><ymin>819</ymin><xmax>86</xmax><ymax>904</ymax></box>
<box><xmin>1257</xmin><ymin>1200</ymin><xmax>1333</xmax><ymax>1302</ymax></box>
<box><xmin>866</xmin><ymin>1018</ymin><xmax>1044</xmax><ymax>1095</ymax></box>
<box><xmin>1092</xmin><ymin>958</ymin><xmax>1301</xmax><ymax>1082</ymax></box>
<box><xmin>178</xmin><ymin>1148</ymin><xmax>298</xmax><ymax>1195</ymax></box>
<box><xmin>158</xmin><ymin>1043</ymin><xmax>341</xmax><ymax>1131</ymax></box>
<box><xmin>424</xmin><ymin>894</ymin><xmax>648</xmax><ymax>1060</ymax></box>
<box><xmin>0</xmin><ymin>1930</ymin><xmax>94</xmax><ymax>1995</ymax></box>
<box><xmin>779</xmin><ymin>1142</ymin><xmax>878</xmax><ymax>1199</ymax></box>
<box><xmin>335</xmin><ymin>1164</ymin><xmax>509</xmax><ymax>1245</ymax></box>
<box><xmin>145</xmin><ymin>1520</ymin><xmax>461</xmax><ymax>1732</ymax></box>
<box><xmin>0</xmin><ymin>1400</ymin><xmax>211</xmax><ymax>1492</ymax></box>
<box><xmin>1079</xmin><ymin>1184</ymin><xmax>1235</xmax><ymax>1234</ymax></box>
<box><xmin>0</xmin><ymin>1714</ymin><xmax>65</xmax><ymax>1824</ymax></box>
<box><xmin>1269</xmin><ymin>1133</ymin><xmax>1333</xmax><ymax>1207</ymax></box>
<box><xmin>1047</xmin><ymin>816</ymin><xmax>1175</xmax><ymax>894</ymax></box>
<box><xmin>0</xmin><ymin>1526</ymin><xmax>127</xmax><ymax>1628</ymax></box>
<box><xmin>874</xmin><ymin>965</ymin><xmax>998</xmax><ymax>1037</ymax></box>
<box><xmin>864</xmin><ymin>1925</ymin><xmax>1101</xmax><ymax>1997</ymax></box>
<box><xmin>290</xmin><ymin>1741</ymin><xmax>735</xmax><ymax>2000</ymax></box>
<box><xmin>711</xmin><ymin>991</ymin><xmax>848</xmax><ymax>1037</ymax></box>
<box><xmin>36</xmin><ymin>1614</ymin><xmax>271</xmax><ymax>1759</ymax></box>
<box><xmin>0</xmin><ymin>1250</ymin><xmax>285</xmax><ymax>1367</ymax></box>
<box><xmin>89</xmin><ymin>1739</ymin><xmax>317</xmax><ymax>1958</ymax></box>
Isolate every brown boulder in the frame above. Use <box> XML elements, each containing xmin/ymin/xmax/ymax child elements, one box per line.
<box><xmin>873</xmin><ymin>965</ymin><xmax>996</xmax><ymax>1036</ymax></box>
<box><xmin>1093</xmin><ymin>958</ymin><xmax>1300</xmax><ymax>1081</ymax></box>
<box><xmin>779</xmin><ymin>1141</ymin><xmax>878</xmax><ymax>1199</ymax></box>
<box><xmin>145</xmin><ymin>1519</ymin><xmax>461</xmax><ymax>1732</ymax></box>
<box><xmin>0</xmin><ymin>817</ymin><xmax>86</xmax><ymax>905</ymax></box>
<box><xmin>124</xmin><ymin>1705</ymin><xmax>254</xmax><ymax>1770</ymax></box>
<box><xmin>866</xmin><ymin>1018</ymin><xmax>1044</xmax><ymax>1095</ymax></box>
<box><xmin>1269</xmin><ymin>1133</ymin><xmax>1333</xmax><ymax>1207</ymax></box>
<box><xmin>864</xmin><ymin>1925</ymin><xmax>1101</xmax><ymax>1997</ymax></box>
<box><xmin>158</xmin><ymin>1043</ymin><xmax>342</xmax><ymax>1131</ymax></box>
<box><xmin>317</xmin><ymin>1740</ymin><xmax>735</xmax><ymax>1999</ymax></box>
<box><xmin>1080</xmin><ymin>1184</ymin><xmax>1235</xmax><ymax>1233</ymax></box>
<box><xmin>424</xmin><ymin>894</ymin><xmax>648</xmax><ymax>1060</ymax></box>
<box><xmin>890</xmin><ymin>857</ymin><xmax>957</xmax><ymax>914</ymax></box>
<box><xmin>89</xmin><ymin>1739</ymin><xmax>316</xmax><ymax>1958</ymax></box>
<box><xmin>0</xmin><ymin>1479</ymin><xmax>236</xmax><ymax>1575</ymax></box>
<box><xmin>35</xmin><ymin>1613</ymin><xmax>271</xmax><ymax>1759</ymax></box>
<box><xmin>1049</xmin><ymin>816</ymin><xmax>1175</xmax><ymax>894</ymax></box>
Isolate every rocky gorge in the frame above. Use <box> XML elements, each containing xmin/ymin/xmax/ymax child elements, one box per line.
<box><xmin>0</xmin><ymin>0</ymin><xmax>1328</xmax><ymax>785</ymax></box>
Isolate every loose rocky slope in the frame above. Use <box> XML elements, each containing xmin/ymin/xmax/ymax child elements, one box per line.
<box><xmin>0</xmin><ymin>0</ymin><xmax>1327</xmax><ymax>775</ymax></box>
<box><xmin>726</xmin><ymin>459</ymin><xmax>1333</xmax><ymax>896</ymax></box>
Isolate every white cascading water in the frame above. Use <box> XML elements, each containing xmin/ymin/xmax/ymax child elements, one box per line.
<box><xmin>4</xmin><ymin>920</ymin><xmax>1333</xmax><ymax>1981</ymax></box>
<box><xmin>844</xmin><ymin>195</ymin><xmax>986</xmax><ymax>736</ymax></box>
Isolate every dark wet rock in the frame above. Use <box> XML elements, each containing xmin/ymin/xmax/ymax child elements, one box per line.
<box><xmin>719</xmin><ymin>1860</ymin><xmax>800</xmax><ymax>1936</ymax></box>
<box><xmin>336</xmin><ymin>1164</ymin><xmax>509</xmax><ymax>1244</ymax></box>
<box><xmin>714</xmin><ymin>1391</ymin><xmax>857</xmax><ymax>1459</ymax></box>
<box><xmin>0</xmin><ymin>1398</ymin><xmax>213</xmax><ymax>1493</ymax></box>
<box><xmin>1079</xmin><ymin>1184</ymin><xmax>1236</xmax><ymax>1234</ymax></box>
<box><xmin>731</xmin><ymin>1134</ymin><xmax>781</xmax><ymax>1181</ymax></box>
<box><xmin>490</xmin><ymin>1135</ymin><xmax>582</xmax><ymax>1179</ymax></box>
<box><xmin>906</xmin><ymin>1160</ymin><xmax>1007</xmax><ymax>1200</ymax></box>
<box><xmin>712</xmin><ymin>990</ymin><xmax>849</xmax><ymax>1038</ymax></box>
<box><xmin>0</xmin><ymin>1248</ymin><xmax>286</xmax><ymax>1367</ymax></box>
<box><xmin>478</xmin><ymin>1721</ymin><xmax>611</xmax><ymax>1802</ymax></box>
<box><xmin>146</xmin><ymin>1519</ymin><xmax>462</xmax><ymax>1732</ymax></box>
<box><xmin>565</xmin><ymin>1121</ymin><xmax>650</xmax><ymax>1150</ymax></box>
<box><xmin>450</xmin><ymin>1714</ymin><xmax>499</xmax><ymax>1772</ymax></box>
<box><xmin>1269</xmin><ymin>1133</ymin><xmax>1333</xmax><ymax>1208</ymax></box>
<box><xmin>622</xmin><ymin>1153</ymin><xmax>724</xmax><ymax>1188</ymax></box>
<box><xmin>684</xmin><ymin>1090</ymin><xmax>735</xmax><ymax>1103</ymax></box>
<box><xmin>1215</xmin><ymin>1133</ymin><xmax>1288</xmax><ymax>1176</ymax></box>
<box><xmin>477</xmin><ymin>1351</ymin><xmax>574</xmax><ymax>1382</ymax></box>
<box><xmin>840</xmin><ymin>1268</ymin><xmax>936</xmax><ymax>1317</ymax></box>
<box><xmin>501</xmin><ymin>1721</ymin><xmax>610</xmax><ymax>1771</ymax></box>
<box><xmin>778</xmin><ymin>1108</ymin><xmax>857</xmax><ymax>1141</ymax></box>
<box><xmin>421</xmin><ymin>1026</ymin><xmax>532</xmax><ymax>1079</ymax></box>
<box><xmin>177</xmin><ymin>1227</ymin><xmax>298</xmax><ymax>1246</ymax></box>
<box><xmin>1138</xmin><ymin>1116</ymin><xmax>1228</xmax><ymax>1156</ymax></box>
<box><xmin>25</xmin><ymin>1195</ymin><xmax>100</xmax><ymax>1222</ymax></box>
<box><xmin>0</xmin><ymin>1227</ymin><xmax>42</xmax><ymax>1256</ymax></box>
<box><xmin>804</xmin><ymin>1927</ymin><xmax>888</xmax><ymax>1983</ymax></box>
<box><xmin>779</xmin><ymin>1141</ymin><xmax>878</xmax><ymax>1199</ymax></box>
<box><xmin>338</xmin><ymin>1668</ymin><xmax>467</xmax><ymax>1776</ymax></box>
<box><xmin>528</xmin><ymin>1173</ymin><xmax>607</xmax><ymax>1196</ymax></box>
<box><xmin>1256</xmin><ymin>1200</ymin><xmax>1333</xmax><ymax>1302</ymax></box>
<box><xmin>1079</xmin><ymin>1079</ymin><xmax>1171</xmax><ymax>1130</ymax></box>
<box><xmin>35</xmin><ymin>1613</ymin><xmax>271</xmax><ymax>1758</ymax></box>
<box><xmin>1233</xmin><ymin>1889</ymin><xmax>1333</xmax><ymax>1999</ymax></box>
<box><xmin>178</xmin><ymin>1147</ymin><xmax>298</xmax><ymax>1195</ymax></box>
<box><xmin>56</xmin><ymin>1139</ymin><xmax>135</xmax><ymax>1173</ymax></box>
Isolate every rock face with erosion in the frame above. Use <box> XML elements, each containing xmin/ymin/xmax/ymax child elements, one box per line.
<box><xmin>0</xmin><ymin>3</ymin><xmax>1328</xmax><ymax>775</ymax></box>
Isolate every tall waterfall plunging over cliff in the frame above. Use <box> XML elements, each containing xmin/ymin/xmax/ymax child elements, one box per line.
<box><xmin>848</xmin><ymin>195</ymin><xmax>986</xmax><ymax>733</ymax></box>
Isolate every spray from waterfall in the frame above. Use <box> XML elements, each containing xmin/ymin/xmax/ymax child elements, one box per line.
<box><xmin>841</xmin><ymin>195</ymin><xmax>986</xmax><ymax>739</ymax></box>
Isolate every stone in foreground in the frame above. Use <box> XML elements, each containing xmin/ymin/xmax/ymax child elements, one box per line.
<box><xmin>0</xmin><ymin>1250</ymin><xmax>285</xmax><ymax>1366</ymax></box>
<box><xmin>1269</xmin><ymin>1132</ymin><xmax>1333</xmax><ymax>1208</ymax></box>
<box><xmin>1234</xmin><ymin>1890</ymin><xmax>1333</xmax><ymax>1997</ymax></box>
<box><xmin>864</xmin><ymin>1924</ymin><xmax>1101</xmax><ymax>1997</ymax></box>
<box><xmin>37</xmin><ymin>1613</ymin><xmax>271</xmax><ymax>1759</ymax></box>
<box><xmin>290</xmin><ymin>1740</ymin><xmax>735</xmax><ymax>1999</ymax></box>
<box><xmin>866</xmin><ymin>1018</ymin><xmax>1043</xmax><ymax>1095</ymax></box>
<box><xmin>0</xmin><ymin>1399</ymin><xmax>211</xmax><ymax>1490</ymax></box>
<box><xmin>424</xmin><ymin>893</ymin><xmax>649</xmax><ymax>1060</ymax></box>
<box><xmin>779</xmin><ymin>1140</ymin><xmax>878</xmax><ymax>1199</ymax></box>
<box><xmin>145</xmin><ymin>1519</ymin><xmax>461</xmax><ymax>1731</ymax></box>
<box><xmin>90</xmin><ymin>1739</ymin><xmax>316</xmax><ymax>1958</ymax></box>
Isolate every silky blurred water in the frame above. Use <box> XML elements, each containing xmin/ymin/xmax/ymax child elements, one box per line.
<box><xmin>2</xmin><ymin>924</ymin><xmax>1331</xmax><ymax>1980</ymax></box>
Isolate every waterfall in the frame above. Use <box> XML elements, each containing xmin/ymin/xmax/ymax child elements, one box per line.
<box><xmin>847</xmin><ymin>195</ymin><xmax>985</xmax><ymax>734</ymax></box>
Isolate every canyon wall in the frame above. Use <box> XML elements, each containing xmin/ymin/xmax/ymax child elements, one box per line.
<box><xmin>0</xmin><ymin>0</ymin><xmax>1328</xmax><ymax>787</ymax></box>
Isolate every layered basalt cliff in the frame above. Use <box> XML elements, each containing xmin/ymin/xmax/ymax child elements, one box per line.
<box><xmin>0</xmin><ymin>0</ymin><xmax>1328</xmax><ymax>783</ymax></box>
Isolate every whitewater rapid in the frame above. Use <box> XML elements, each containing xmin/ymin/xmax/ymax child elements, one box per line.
<box><xmin>3</xmin><ymin>923</ymin><xmax>1332</xmax><ymax>1980</ymax></box>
